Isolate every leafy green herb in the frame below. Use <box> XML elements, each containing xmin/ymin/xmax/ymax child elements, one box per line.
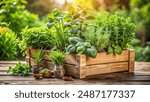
<box><xmin>33</xmin><ymin>49</ymin><xmax>44</xmax><ymax>67</ymax></box>
<box><xmin>0</xmin><ymin>0</ymin><xmax>40</xmax><ymax>36</ymax></box>
<box><xmin>49</xmin><ymin>51</ymin><xmax>66</xmax><ymax>65</ymax></box>
<box><xmin>66</xmin><ymin>37</ymin><xmax>97</xmax><ymax>58</ymax></box>
<box><xmin>96</xmin><ymin>13</ymin><xmax>135</xmax><ymax>54</ymax></box>
<box><xmin>84</xmin><ymin>26</ymin><xmax>110</xmax><ymax>52</ymax></box>
<box><xmin>47</xmin><ymin>8</ymin><xmax>94</xmax><ymax>51</ymax></box>
<box><xmin>22</xmin><ymin>27</ymin><xmax>52</xmax><ymax>50</ymax></box>
<box><xmin>7</xmin><ymin>62</ymin><xmax>31</xmax><ymax>76</ymax></box>
<box><xmin>85</xmin><ymin>46</ymin><xmax>98</xmax><ymax>58</ymax></box>
<box><xmin>0</xmin><ymin>27</ymin><xmax>18</xmax><ymax>60</ymax></box>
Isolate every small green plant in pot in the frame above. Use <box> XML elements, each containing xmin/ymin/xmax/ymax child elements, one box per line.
<box><xmin>49</xmin><ymin>51</ymin><xmax>66</xmax><ymax>79</ymax></box>
<box><xmin>40</xmin><ymin>68</ymin><xmax>52</xmax><ymax>78</ymax></box>
<box><xmin>32</xmin><ymin>49</ymin><xmax>44</xmax><ymax>74</ymax></box>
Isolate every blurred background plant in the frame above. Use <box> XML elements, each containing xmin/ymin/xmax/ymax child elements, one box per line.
<box><xmin>0</xmin><ymin>0</ymin><xmax>41</xmax><ymax>37</ymax></box>
<box><xmin>0</xmin><ymin>0</ymin><xmax>150</xmax><ymax>61</ymax></box>
<box><xmin>0</xmin><ymin>26</ymin><xmax>18</xmax><ymax>60</ymax></box>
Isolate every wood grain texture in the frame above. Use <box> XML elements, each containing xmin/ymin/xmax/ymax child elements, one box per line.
<box><xmin>86</xmin><ymin>50</ymin><xmax>129</xmax><ymax>65</ymax></box>
<box><xmin>26</xmin><ymin>49</ymin><xmax>134</xmax><ymax>79</ymax></box>
<box><xmin>30</xmin><ymin>48</ymin><xmax>51</xmax><ymax>60</ymax></box>
<box><xmin>129</xmin><ymin>49</ymin><xmax>135</xmax><ymax>72</ymax></box>
<box><xmin>0</xmin><ymin>61</ymin><xmax>150</xmax><ymax>85</ymax></box>
<box><xmin>26</xmin><ymin>48</ymin><xmax>31</xmax><ymax>57</ymax></box>
<box><xmin>65</xmin><ymin>54</ymin><xmax>77</xmax><ymax>65</ymax></box>
<box><xmin>84</xmin><ymin>62</ymin><xmax>128</xmax><ymax>77</ymax></box>
<box><xmin>64</xmin><ymin>64</ymin><xmax>79</xmax><ymax>78</ymax></box>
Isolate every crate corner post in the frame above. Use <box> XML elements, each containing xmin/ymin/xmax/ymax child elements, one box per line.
<box><xmin>128</xmin><ymin>49</ymin><xmax>135</xmax><ymax>72</ymax></box>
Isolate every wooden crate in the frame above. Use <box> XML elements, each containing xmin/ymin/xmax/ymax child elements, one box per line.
<box><xmin>26</xmin><ymin>48</ymin><xmax>135</xmax><ymax>79</ymax></box>
<box><xmin>64</xmin><ymin>49</ymin><xmax>135</xmax><ymax>79</ymax></box>
<box><xmin>26</xmin><ymin>48</ymin><xmax>54</xmax><ymax>69</ymax></box>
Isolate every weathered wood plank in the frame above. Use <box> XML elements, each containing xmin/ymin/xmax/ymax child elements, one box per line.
<box><xmin>1</xmin><ymin>80</ymin><xmax>150</xmax><ymax>85</ymax></box>
<box><xmin>0</xmin><ymin>61</ymin><xmax>25</xmax><ymax>64</ymax></box>
<box><xmin>86</xmin><ymin>50</ymin><xmax>129</xmax><ymax>65</ymax></box>
<box><xmin>0</xmin><ymin>61</ymin><xmax>150</xmax><ymax>85</ymax></box>
<box><xmin>85</xmin><ymin>62</ymin><xmax>128</xmax><ymax>76</ymax></box>
<box><xmin>65</xmin><ymin>50</ymin><xmax>129</xmax><ymax>66</ymax></box>
<box><xmin>29</xmin><ymin>48</ymin><xmax>51</xmax><ymax>60</ymax></box>
<box><xmin>129</xmin><ymin>49</ymin><xmax>135</xmax><ymax>72</ymax></box>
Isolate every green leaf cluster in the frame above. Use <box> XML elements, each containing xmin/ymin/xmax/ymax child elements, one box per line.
<box><xmin>0</xmin><ymin>27</ymin><xmax>18</xmax><ymax>60</ymax></box>
<box><xmin>49</xmin><ymin>51</ymin><xmax>66</xmax><ymax>65</ymax></box>
<box><xmin>33</xmin><ymin>49</ymin><xmax>44</xmax><ymax>67</ymax></box>
<box><xmin>84</xmin><ymin>26</ymin><xmax>110</xmax><ymax>52</ymax></box>
<box><xmin>47</xmin><ymin>7</ymin><xmax>94</xmax><ymax>51</ymax></box>
<box><xmin>130</xmin><ymin>0</ymin><xmax>150</xmax><ymax>38</ymax></box>
<box><xmin>96</xmin><ymin>13</ymin><xmax>135</xmax><ymax>54</ymax></box>
<box><xmin>7</xmin><ymin>62</ymin><xmax>31</xmax><ymax>76</ymax></box>
<box><xmin>22</xmin><ymin>27</ymin><xmax>52</xmax><ymax>49</ymax></box>
<box><xmin>66</xmin><ymin>37</ymin><xmax>97</xmax><ymax>58</ymax></box>
<box><xmin>40</xmin><ymin>68</ymin><xmax>51</xmax><ymax>73</ymax></box>
<box><xmin>0</xmin><ymin>0</ymin><xmax>40</xmax><ymax>36</ymax></box>
<box><xmin>131</xmin><ymin>38</ymin><xmax>150</xmax><ymax>62</ymax></box>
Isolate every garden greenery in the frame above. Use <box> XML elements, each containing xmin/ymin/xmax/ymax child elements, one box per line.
<box><xmin>0</xmin><ymin>0</ymin><xmax>40</xmax><ymax>36</ymax></box>
<box><xmin>47</xmin><ymin>7</ymin><xmax>94</xmax><ymax>51</ymax></box>
<box><xmin>20</xmin><ymin>9</ymin><xmax>135</xmax><ymax>59</ymax></box>
<box><xmin>66</xmin><ymin>37</ymin><xmax>98</xmax><ymax>58</ymax></box>
<box><xmin>22</xmin><ymin>27</ymin><xmax>52</xmax><ymax>49</ymax></box>
<box><xmin>0</xmin><ymin>26</ymin><xmax>18</xmax><ymax>60</ymax></box>
<box><xmin>96</xmin><ymin>13</ymin><xmax>135</xmax><ymax>54</ymax></box>
<box><xmin>84</xmin><ymin>26</ymin><xmax>110</xmax><ymax>52</ymax></box>
<box><xmin>7</xmin><ymin>62</ymin><xmax>31</xmax><ymax>76</ymax></box>
<box><xmin>50</xmin><ymin>51</ymin><xmax>66</xmax><ymax>65</ymax></box>
<box><xmin>33</xmin><ymin>49</ymin><xmax>44</xmax><ymax>67</ymax></box>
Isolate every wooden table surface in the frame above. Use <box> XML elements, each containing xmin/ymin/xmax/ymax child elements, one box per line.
<box><xmin>0</xmin><ymin>61</ymin><xmax>150</xmax><ymax>85</ymax></box>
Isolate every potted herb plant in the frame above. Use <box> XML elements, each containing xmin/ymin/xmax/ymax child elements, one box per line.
<box><xmin>40</xmin><ymin>68</ymin><xmax>52</xmax><ymax>78</ymax></box>
<box><xmin>32</xmin><ymin>49</ymin><xmax>44</xmax><ymax>74</ymax></box>
<box><xmin>49</xmin><ymin>51</ymin><xmax>66</xmax><ymax>79</ymax></box>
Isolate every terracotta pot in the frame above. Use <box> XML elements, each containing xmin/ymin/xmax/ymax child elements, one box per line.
<box><xmin>40</xmin><ymin>71</ymin><xmax>52</xmax><ymax>78</ymax></box>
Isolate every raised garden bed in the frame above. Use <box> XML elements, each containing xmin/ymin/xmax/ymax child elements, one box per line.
<box><xmin>26</xmin><ymin>48</ymin><xmax>135</xmax><ymax>79</ymax></box>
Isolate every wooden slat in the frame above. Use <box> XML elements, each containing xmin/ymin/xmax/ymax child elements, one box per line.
<box><xmin>86</xmin><ymin>73</ymin><xmax>150</xmax><ymax>81</ymax></box>
<box><xmin>84</xmin><ymin>62</ymin><xmax>128</xmax><ymax>77</ymax></box>
<box><xmin>65</xmin><ymin>54</ymin><xmax>77</xmax><ymax>65</ymax></box>
<box><xmin>0</xmin><ymin>67</ymin><xmax>10</xmax><ymax>71</ymax></box>
<box><xmin>65</xmin><ymin>50</ymin><xmax>129</xmax><ymax>66</ymax></box>
<box><xmin>0</xmin><ymin>80</ymin><xmax>150</xmax><ymax>85</ymax></box>
<box><xmin>64</xmin><ymin>64</ymin><xmax>79</xmax><ymax>78</ymax></box>
<box><xmin>44</xmin><ymin>60</ymin><xmax>54</xmax><ymax>69</ymax></box>
<box><xmin>86</xmin><ymin>50</ymin><xmax>129</xmax><ymax>65</ymax></box>
<box><xmin>0</xmin><ymin>61</ymin><xmax>25</xmax><ymax>64</ymax></box>
<box><xmin>29</xmin><ymin>58</ymin><xmax>54</xmax><ymax>69</ymax></box>
<box><xmin>129</xmin><ymin>49</ymin><xmax>135</xmax><ymax>72</ymax></box>
<box><xmin>0</xmin><ymin>61</ymin><xmax>150</xmax><ymax>85</ymax></box>
<box><xmin>30</xmin><ymin>49</ymin><xmax>51</xmax><ymax>60</ymax></box>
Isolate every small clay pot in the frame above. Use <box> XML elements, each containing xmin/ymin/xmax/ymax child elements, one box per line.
<box><xmin>33</xmin><ymin>74</ymin><xmax>42</xmax><ymax>79</ymax></box>
<box><xmin>40</xmin><ymin>71</ymin><xmax>52</xmax><ymax>78</ymax></box>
